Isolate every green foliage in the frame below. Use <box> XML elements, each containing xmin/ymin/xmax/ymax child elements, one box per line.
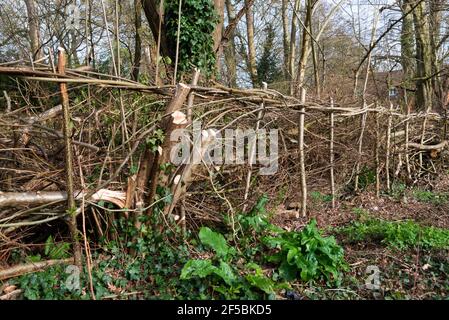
<box><xmin>165</xmin><ymin>0</ymin><xmax>218</xmax><ymax>77</ymax></box>
<box><xmin>412</xmin><ymin>190</ymin><xmax>448</xmax><ymax>205</ymax></box>
<box><xmin>256</xmin><ymin>24</ymin><xmax>283</xmax><ymax>86</ymax></box>
<box><xmin>180</xmin><ymin>226</ymin><xmax>279</xmax><ymax>299</ymax></box>
<box><xmin>44</xmin><ymin>236</ymin><xmax>71</xmax><ymax>260</ymax></box>
<box><xmin>310</xmin><ymin>191</ymin><xmax>333</xmax><ymax>203</ymax></box>
<box><xmin>264</xmin><ymin>219</ymin><xmax>347</xmax><ymax>285</ymax></box>
<box><xmin>357</xmin><ymin>167</ymin><xmax>376</xmax><ymax>190</ymax></box>
<box><xmin>146</xmin><ymin>128</ymin><xmax>165</xmax><ymax>152</ymax></box>
<box><xmin>390</xmin><ymin>182</ymin><xmax>407</xmax><ymax>200</ymax></box>
<box><xmin>237</xmin><ymin>195</ymin><xmax>275</xmax><ymax>234</ymax></box>
<box><xmin>17</xmin><ymin>265</ymin><xmax>82</xmax><ymax>300</ymax></box>
<box><xmin>336</xmin><ymin>218</ymin><xmax>449</xmax><ymax>250</ymax></box>
<box><xmin>198</xmin><ymin>227</ymin><xmax>234</xmax><ymax>259</ymax></box>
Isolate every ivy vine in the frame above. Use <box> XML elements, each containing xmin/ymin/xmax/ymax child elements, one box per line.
<box><xmin>165</xmin><ymin>0</ymin><xmax>218</xmax><ymax>78</ymax></box>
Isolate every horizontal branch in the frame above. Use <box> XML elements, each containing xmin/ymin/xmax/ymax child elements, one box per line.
<box><xmin>0</xmin><ymin>258</ymin><xmax>73</xmax><ymax>281</ymax></box>
<box><xmin>407</xmin><ymin>140</ymin><xmax>448</xmax><ymax>151</ymax></box>
<box><xmin>0</xmin><ymin>189</ymin><xmax>126</xmax><ymax>208</ymax></box>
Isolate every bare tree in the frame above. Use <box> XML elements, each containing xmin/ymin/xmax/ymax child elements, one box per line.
<box><xmin>24</xmin><ymin>0</ymin><xmax>42</xmax><ymax>59</ymax></box>
<box><xmin>411</xmin><ymin>0</ymin><xmax>433</xmax><ymax>109</ymax></box>
<box><xmin>132</xmin><ymin>0</ymin><xmax>142</xmax><ymax>81</ymax></box>
<box><xmin>224</xmin><ymin>0</ymin><xmax>237</xmax><ymax>87</ymax></box>
<box><xmin>245</xmin><ymin>0</ymin><xmax>258</xmax><ymax>87</ymax></box>
<box><xmin>288</xmin><ymin>0</ymin><xmax>301</xmax><ymax>95</ymax></box>
<box><xmin>281</xmin><ymin>0</ymin><xmax>290</xmax><ymax>79</ymax></box>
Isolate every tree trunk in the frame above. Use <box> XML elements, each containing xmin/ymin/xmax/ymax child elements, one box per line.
<box><xmin>245</xmin><ymin>0</ymin><xmax>258</xmax><ymax>87</ymax></box>
<box><xmin>429</xmin><ymin>0</ymin><xmax>442</xmax><ymax>109</ymax></box>
<box><xmin>296</xmin><ymin>0</ymin><xmax>313</xmax><ymax>93</ymax></box>
<box><xmin>224</xmin><ymin>0</ymin><xmax>237</xmax><ymax>87</ymax></box>
<box><xmin>289</xmin><ymin>0</ymin><xmax>301</xmax><ymax>95</ymax></box>
<box><xmin>24</xmin><ymin>0</ymin><xmax>42</xmax><ymax>60</ymax></box>
<box><xmin>141</xmin><ymin>0</ymin><xmax>174</xmax><ymax>61</ymax></box>
<box><xmin>213</xmin><ymin>0</ymin><xmax>225</xmax><ymax>73</ymax></box>
<box><xmin>412</xmin><ymin>0</ymin><xmax>433</xmax><ymax>110</ymax></box>
<box><xmin>400</xmin><ymin>0</ymin><xmax>415</xmax><ymax>90</ymax></box>
<box><xmin>281</xmin><ymin>0</ymin><xmax>290</xmax><ymax>79</ymax></box>
<box><xmin>132</xmin><ymin>0</ymin><xmax>142</xmax><ymax>81</ymax></box>
<box><xmin>213</xmin><ymin>0</ymin><xmax>225</xmax><ymax>52</ymax></box>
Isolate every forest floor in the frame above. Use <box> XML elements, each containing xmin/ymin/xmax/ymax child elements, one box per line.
<box><xmin>1</xmin><ymin>174</ymin><xmax>448</xmax><ymax>300</ymax></box>
<box><xmin>269</xmin><ymin>174</ymin><xmax>449</xmax><ymax>299</ymax></box>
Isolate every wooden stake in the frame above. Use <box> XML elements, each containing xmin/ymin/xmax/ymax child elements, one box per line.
<box><xmin>375</xmin><ymin>102</ymin><xmax>380</xmax><ymax>198</ymax></box>
<box><xmin>58</xmin><ymin>48</ymin><xmax>82</xmax><ymax>269</ymax></box>
<box><xmin>404</xmin><ymin>93</ymin><xmax>412</xmax><ymax>181</ymax></box>
<box><xmin>354</xmin><ymin>104</ymin><xmax>367</xmax><ymax>193</ymax></box>
<box><xmin>243</xmin><ymin>82</ymin><xmax>266</xmax><ymax>212</ymax></box>
<box><xmin>187</xmin><ymin>68</ymin><xmax>200</xmax><ymax>124</ymax></box>
<box><xmin>385</xmin><ymin>102</ymin><xmax>393</xmax><ymax>192</ymax></box>
<box><xmin>419</xmin><ymin>102</ymin><xmax>432</xmax><ymax>168</ymax></box>
<box><xmin>298</xmin><ymin>87</ymin><xmax>307</xmax><ymax>218</ymax></box>
<box><xmin>329</xmin><ymin>98</ymin><xmax>335</xmax><ymax>209</ymax></box>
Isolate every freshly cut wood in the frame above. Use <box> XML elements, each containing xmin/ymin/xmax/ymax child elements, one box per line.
<box><xmin>164</xmin><ymin>128</ymin><xmax>218</xmax><ymax>217</ymax></box>
<box><xmin>0</xmin><ymin>189</ymin><xmax>126</xmax><ymax>208</ymax></box>
<box><xmin>0</xmin><ymin>258</ymin><xmax>73</xmax><ymax>281</ymax></box>
<box><xmin>147</xmin><ymin>83</ymin><xmax>191</xmax><ymax>213</ymax></box>
<box><xmin>0</xmin><ymin>289</ymin><xmax>22</xmax><ymax>300</ymax></box>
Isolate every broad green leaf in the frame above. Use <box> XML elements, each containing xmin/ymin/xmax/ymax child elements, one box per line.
<box><xmin>213</xmin><ymin>261</ymin><xmax>236</xmax><ymax>286</ymax></box>
<box><xmin>286</xmin><ymin>248</ymin><xmax>298</xmax><ymax>264</ymax></box>
<box><xmin>279</xmin><ymin>261</ymin><xmax>297</xmax><ymax>281</ymax></box>
<box><xmin>199</xmin><ymin>227</ymin><xmax>229</xmax><ymax>258</ymax></box>
<box><xmin>180</xmin><ymin>259</ymin><xmax>216</xmax><ymax>279</ymax></box>
<box><xmin>246</xmin><ymin>274</ymin><xmax>275</xmax><ymax>294</ymax></box>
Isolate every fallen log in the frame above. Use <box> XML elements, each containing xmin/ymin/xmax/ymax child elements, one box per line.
<box><xmin>0</xmin><ymin>189</ymin><xmax>126</xmax><ymax>208</ymax></box>
<box><xmin>0</xmin><ymin>258</ymin><xmax>73</xmax><ymax>281</ymax></box>
<box><xmin>0</xmin><ymin>289</ymin><xmax>22</xmax><ymax>300</ymax></box>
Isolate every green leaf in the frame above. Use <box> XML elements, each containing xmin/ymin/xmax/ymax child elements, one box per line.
<box><xmin>44</xmin><ymin>235</ymin><xmax>53</xmax><ymax>256</ymax></box>
<box><xmin>180</xmin><ymin>259</ymin><xmax>216</xmax><ymax>279</ymax></box>
<box><xmin>213</xmin><ymin>261</ymin><xmax>236</xmax><ymax>286</ymax></box>
<box><xmin>286</xmin><ymin>248</ymin><xmax>298</xmax><ymax>264</ymax></box>
<box><xmin>198</xmin><ymin>227</ymin><xmax>230</xmax><ymax>258</ymax></box>
<box><xmin>279</xmin><ymin>261</ymin><xmax>297</xmax><ymax>281</ymax></box>
<box><xmin>246</xmin><ymin>274</ymin><xmax>275</xmax><ymax>294</ymax></box>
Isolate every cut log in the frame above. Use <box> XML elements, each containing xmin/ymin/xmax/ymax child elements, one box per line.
<box><xmin>0</xmin><ymin>189</ymin><xmax>126</xmax><ymax>208</ymax></box>
<box><xmin>0</xmin><ymin>258</ymin><xmax>73</xmax><ymax>281</ymax></box>
<box><xmin>0</xmin><ymin>289</ymin><xmax>22</xmax><ymax>300</ymax></box>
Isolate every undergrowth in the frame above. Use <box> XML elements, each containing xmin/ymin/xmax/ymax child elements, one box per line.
<box><xmin>6</xmin><ymin>195</ymin><xmax>349</xmax><ymax>300</ymax></box>
<box><xmin>335</xmin><ymin>216</ymin><xmax>449</xmax><ymax>250</ymax></box>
